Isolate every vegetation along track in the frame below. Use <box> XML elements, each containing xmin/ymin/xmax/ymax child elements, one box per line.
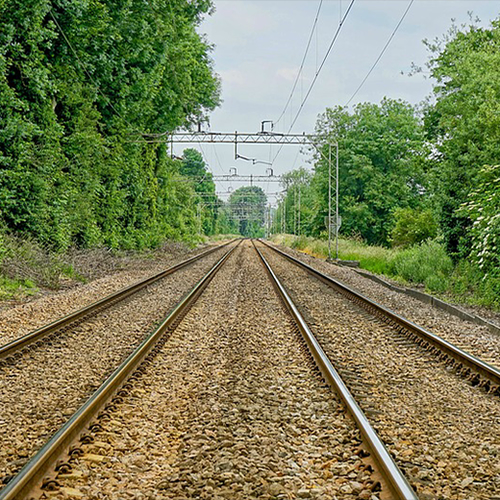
<box><xmin>259</xmin><ymin>240</ymin><xmax>500</xmax><ymax>499</ymax></box>
<box><xmin>1</xmin><ymin>240</ymin><xmax>415</xmax><ymax>500</ymax></box>
<box><xmin>0</xmin><ymin>241</ymin><xmax>236</xmax><ymax>487</ymax></box>
<box><xmin>271</xmin><ymin>242</ymin><xmax>500</xmax><ymax>375</ymax></box>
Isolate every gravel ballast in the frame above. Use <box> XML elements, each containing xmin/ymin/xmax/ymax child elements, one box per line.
<box><xmin>0</xmin><ymin>245</ymin><xmax>231</xmax><ymax>485</ymax></box>
<box><xmin>269</xmin><ymin>243</ymin><xmax>500</xmax><ymax>370</ymax></box>
<box><xmin>0</xmin><ymin>243</ymin><xmax>222</xmax><ymax>346</ymax></box>
<box><xmin>261</xmin><ymin>244</ymin><xmax>500</xmax><ymax>500</ymax></box>
<box><xmin>49</xmin><ymin>242</ymin><xmax>377</xmax><ymax>500</ymax></box>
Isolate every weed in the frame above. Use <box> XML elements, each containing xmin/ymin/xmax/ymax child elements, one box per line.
<box><xmin>271</xmin><ymin>233</ymin><xmax>500</xmax><ymax>311</ymax></box>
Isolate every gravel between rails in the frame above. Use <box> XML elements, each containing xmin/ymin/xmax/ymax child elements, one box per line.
<box><xmin>261</xmin><ymin>246</ymin><xmax>500</xmax><ymax>500</ymax></box>
<box><xmin>50</xmin><ymin>241</ymin><xmax>379</xmax><ymax>500</ymax></box>
<box><xmin>269</xmin><ymin>244</ymin><xmax>500</xmax><ymax>370</ymax></box>
<box><xmin>0</xmin><ymin>245</ymin><xmax>232</xmax><ymax>486</ymax></box>
<box><xmin>0</xmin><ymin>244</ymin><xmax>219</xmax><ymax>346</ymax></box>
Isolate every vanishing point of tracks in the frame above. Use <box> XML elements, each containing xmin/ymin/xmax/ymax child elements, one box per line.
<box><xmin>1</xmin><ymin>239</ymin><xmax>499</xmax><ymax>499</ymax></box>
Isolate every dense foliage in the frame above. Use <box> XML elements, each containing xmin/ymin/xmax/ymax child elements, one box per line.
<box><xmin>422</xmin><ymin>18</ymin><xmax>500</xmax><ymax>257</ymax></box>
<box><xmin>275</xmin><ymin>99</ymin><xmax>428</xmax><ymax>246</ymax></box>
<box><xmin>228</xmin><ymin>186</ymin><xmax>267</xmax><ymax>237</ymax></box>
<box><xmin>461</xmin><ymin>164</ymin><xmax>500</xmax><ymax>275</ymax></box>
<box><xmin>0</xmin><ymin>0</ymin><xmax>220</xmax><ymax>249</ymax></box>
<box><xmin>180</xmin><ymin>149</ymin><xmax>218</xmax><ymax>235</ymax></box>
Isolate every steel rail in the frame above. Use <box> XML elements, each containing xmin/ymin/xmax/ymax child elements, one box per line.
<box><xmin>0</xmin><ymin>240</ymin><xmax>235</xmax><ymax>363</ymax></box>
<box><xmin>252</xmin><ymin>241</ymin><xmax>418</xmax><ymax>500</ymax></box>
<box><xmin>0</xmin><ymin>242</ymin><xmax>240</xmax><ymax>500</ymax></box>
<box><xmin>260</xmin><ymin>240</ymin><xmax>500</xmax><ymax>392</ymax></box>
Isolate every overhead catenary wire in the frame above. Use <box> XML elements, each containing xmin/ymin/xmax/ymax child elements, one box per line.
<box><xmin>272</xmin><ymin>0</ymin><xmax>356</xmax><ymax>165</ymax></box>
<box><xmin>274</xmin><ymin>0</ymin><xmax>324</xmax><ymax>126</ymax></box>
<box><xmin>345</xmin><ymin>0</ymin><xmax>414</xmax><ymax>107</ymax></box>
<box><xmin>286</xmin><ymin>0</ymin><xmax>356</xmax><ymax>134</ymax></box>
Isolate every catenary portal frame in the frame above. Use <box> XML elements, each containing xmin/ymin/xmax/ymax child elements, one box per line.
<box><xmin>162</xmin><ymin>130</ymin><xmax>339</xmax><ymax>260</ymax></box>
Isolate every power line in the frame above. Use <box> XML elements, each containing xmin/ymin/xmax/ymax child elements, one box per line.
<box><xmin>345</xmin><ymin>0</ymin><xmax>414</xmax><ymax>106</ymax></box>
<box><xmin>272</xmin><ymin>0</ymin><xmax>356</xmax><ymax>165</ymax></box>
<box><xmin>287</xmin><ymin>0</ymin><xmax>356</xmax><ymax>134</ymax></box>
<box><xmin>274</xmin><ymin>0</ymin><xmax>324</xmax><ymax>126</ymax></box>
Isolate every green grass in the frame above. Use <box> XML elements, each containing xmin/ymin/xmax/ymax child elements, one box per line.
<box><xmin>271</xmin><ymin>233</ymin><xmax>500</xmax><ymax>311</ymax></box>
<box><xmin>272</xmin><ymin>234</ymin><xmax>396</xmax><ymax>275</ymax></box>
<box><xmin>0</xmin><ymin>276</ymin><xmax>38</xmax><ymax>300</ymax></box>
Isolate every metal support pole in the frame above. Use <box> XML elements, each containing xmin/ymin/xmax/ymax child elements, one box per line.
<box><xmin>284</xmin><ymin>196</ymin><xmax>287</xmax><ymax>233</ymax></box>
<box><xmin>298</xmin><ymin>183</ymin><xmax>301</xmax><ymax>237</ymax></box>
<box><xmin>328</xmin><ymin>144</ymin><xmax>332</xmax><ymax>260</ymax></box>
<box><xmin>197</xmin><ymin>204</ymin><xmax>202</xmax><ymax>236</ymax></box>
<box><xmin>335</xmin><ymin>141</ymin><xmax>339</xmax><ymax>260</ymax></box>
<box><xmin>294</xmin><ymin>187</ymin><xmax>297</xmax><ymax>236</ymax></box>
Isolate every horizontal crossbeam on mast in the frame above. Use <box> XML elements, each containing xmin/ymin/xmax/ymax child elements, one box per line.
<box><xmin>170</xmin><ymin>132</ymin><xmax>315</xmax><ymax>146</ymax></box>
<box><xmin>169</xmin><ymin>175</ymin><xmax>283</xmax><ymax>183</ymax></box>
<box><xmin>133</xmin><ymin>131</ymin><xmax>318</xmax><ymax>146</ymax></box>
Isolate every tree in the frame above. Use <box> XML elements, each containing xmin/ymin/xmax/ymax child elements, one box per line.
<box><xmin>420</xmin><ymin>18</ymin><xmax>500</xmax><ymax>257</ymax></box>
<box><xmin>275</xmin><ymin>168</ymin><xmax>313</xmax><ymax>236</ymax></box>
<box><xmin>180</xmin><ymin>149</ymin><xmax>217</xmax><ymax>235</ymax></box>
<box><xmin>0</xmin><ymin>0</ymin><xmax>220</xmax><ymax>249</ymax></box>
<box><xmin>390</xmin><ymin>207</ymin><xmax>438</xmax><ymax>248</ymax></box>
<box><xmin>460</xmin><ymin>164</ymin><xmax>500</xmax><ymax>275</ymax></box>
<box><xmin>313</xmin><ymin>98</ymin><xmax>427</xmax><ymax>245</ymax></box>
<box><xmin>228</xmin><ymin>186</ymin><xmax>267</xmax><ymax>237</ymax></box>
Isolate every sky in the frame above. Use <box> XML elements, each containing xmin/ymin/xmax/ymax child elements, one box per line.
<box><xmin>171</xmin><ymin>0</ymin><xmax>500</xmax><ymax>205</ymax></box>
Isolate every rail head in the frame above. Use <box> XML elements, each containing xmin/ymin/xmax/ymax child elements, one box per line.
<box><xmin>0</xmin><ymin>240</ymin><xmax>235</xmax><ymax>363</ymax></box>
<box><xmin>252</xmin><ymin>240</ymin><xmax>418</xmax><ymax>500</ymax></box>
<box><xmin>0</xmin><ymin>242</ymin><xmax>240</xmax><ymax>500</ymax></box>
<box><xmin>260</xmin><ymin>239</ymin><xmax>500</xmax><ymax>391</ymax></box>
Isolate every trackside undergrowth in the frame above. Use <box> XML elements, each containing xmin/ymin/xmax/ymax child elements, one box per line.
<box><xmin>271</xmin><ymin>234</ymin><xmax>500</xmax><ymax>311</ymax></box>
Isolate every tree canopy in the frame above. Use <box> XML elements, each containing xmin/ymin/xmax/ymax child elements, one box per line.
<box><xmin>421</xmin><ymin>18</ymin><xmax>500</xmax><ymax>257</ymax></box>
<box><xmin>228</xmin><ymin>186</ymin><xmax>267</xmax><ymax>238</ymax></box>
<box><xmin>312</xmin><ymin>98</ymin><xmax>426</xmax><ymax>245</ymax></box>
<box><xmin>0</xmin><ymin>0</ymin><xmax>220</xmax><ymax>249</ymax></box>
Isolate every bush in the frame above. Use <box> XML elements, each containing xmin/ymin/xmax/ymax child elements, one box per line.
<box><xmin>388</xmin><ymin>240</ymin><xmax>453</xmax><ymax>292</ymax></box>
<box><xmin>461</xmin><ymin>165</ymin><xmax>500</xmax><ymax>274</ymax></box>
<box><xmin>390</xmin><ymin>208</ymin><xmax>438</xmax><ymax>248</ymax></box>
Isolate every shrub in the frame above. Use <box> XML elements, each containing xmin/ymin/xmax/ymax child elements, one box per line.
<box><xmin>390</xmin><ymin>208</ymin><xmax>438</xmax><ymax>248</ymax></box>
<box><xmin>388</xmin><ymin>240</ymin><xmax>453</xmax><ymax>291</ymax></box>
<box><xmin>461</xmin><ymin>165</ymin><xmax>500</xmax><ymax>274</ymax></box>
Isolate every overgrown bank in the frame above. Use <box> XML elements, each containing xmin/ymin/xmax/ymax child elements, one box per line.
<box><xmin>0</xmin><ymin>232</ymin><xmax>195</xmax><ymax>301</ymax></box>
<box><xmin>0</xmin><ymin>0</ymin><xmax>221</xmax><ymax>251</ymax></box>
<box><xmin>272</xmin><ymin>234</ymin><xmax>500</xmax><ymax>311</ymax></box>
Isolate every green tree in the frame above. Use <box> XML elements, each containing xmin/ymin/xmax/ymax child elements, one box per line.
<box><xmin>460</xmin><ymin>164</ymin><xmax>500</xmax><ymax>275</ymax></box>
<box><xmin>275</xmin><ymin>168</ymin><xmax>313</xmax><ymax>236</ymax></box>
<box><xmin>180</xmin><ymin>149</ymin><xmax>217</xmax><ymax>235</ymax></box>
<box><xmin>0</xmin><ymin>0</ymin><xmax>220</xmax><ymax>249</ymax></box>
<box><xmin>313</xmin><ymin>98</ymin><xmax>426</xmax><ymax>245</ymax></box>
<box><xmin>390</xmin><ymin>207</ymin><xmax>438</xmax><ymax>248</ymax></box>
<box><xmin>228</xmin><ymin>186</ymin><xmax>267</xmax><ymax>237</ymax></box>
<box><xmin>420</xmin><ymin>18</ymin><xmax>500</xmax><ymax>257</ymax></box>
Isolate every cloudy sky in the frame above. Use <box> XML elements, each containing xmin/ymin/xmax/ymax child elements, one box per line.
<box><xmin>172</xmin><ymin>1</ymin><xmax>500</xmax><ymax>204</ymax></box>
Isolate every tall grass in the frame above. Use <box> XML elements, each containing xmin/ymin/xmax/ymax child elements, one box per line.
<box><xmin>271</xmin><ymin>234</ymin><xmax>500</xmax><ymax>310</ymax></box>
<box><xmin>272</xmin><ymin>234</ymin><xmax>396</xmax><ymax>275</ymax></box>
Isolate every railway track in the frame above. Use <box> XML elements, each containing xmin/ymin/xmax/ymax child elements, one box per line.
<box><xmin>0</xmin><ymin>241</ymin><xmax>237</xmax><ymax>486</ymax></box>
<box><xmin>258</xmin><ymin>240</ymin><xmax>500</xmax><ymax>499</ymax></box>
<box><xmin>260</xmin><ymin>240</ymin><xmax>500</xmax><ymax>393</ymax></box>
<box><xmin>0</xmin><ymin>240</ymin><xmax>418</xmax><ymax>500</ymax></box>
<box><xmin>267</xmin><ymin>241</ymin><xmax>500</xmax><ymax>373</ymax></box>
<box><xmin>0</xmin><ymin>240</ymin><xmax>233</xmax><ymax>363</ymax></box>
